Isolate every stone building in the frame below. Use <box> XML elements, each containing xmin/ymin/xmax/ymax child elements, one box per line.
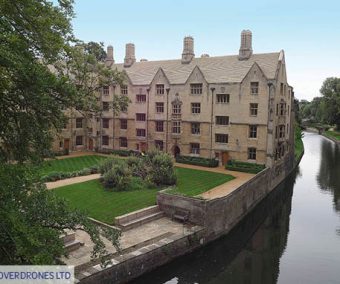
<box><xmin>54</xmin><ymin>30</ymin><xmax>294</xmax><ymax>167</ymax></box>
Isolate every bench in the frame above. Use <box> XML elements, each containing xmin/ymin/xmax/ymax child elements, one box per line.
<box><xmin>172</xmin><ymin>209</ymin><xmax>190</xmax><ymax>223</ymax></box>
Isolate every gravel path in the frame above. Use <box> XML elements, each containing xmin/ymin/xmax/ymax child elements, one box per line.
<box><xmin>45</xmin><ymin>174</ymin><xmax>100</xmax><ymax>189</ymax></box>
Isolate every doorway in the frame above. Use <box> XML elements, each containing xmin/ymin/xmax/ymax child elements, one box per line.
<box><xmin>222</xmin><ymin>151</ymin><xmax>229</xmax><ymax>165</ymax></box>
<box><xmin>88</xmin><ymin>138</ymin><xmax>93</xmax><ymax>151</ymax></box>
<box><xmin>173</xmin><ymin>145</ymin><xmax>180</xmax><ymax>157</ymax></box>
<box><xmin>64</xmin><ymin>139</ymin><xmax>70</xmax><ymax>150</ymax></box>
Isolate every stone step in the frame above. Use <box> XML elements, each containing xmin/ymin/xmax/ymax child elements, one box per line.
<box><xmin>118</xmin><ymin>211</ymin><xmax>164</xmax><ymax>231</ymax></box>
<box><xmin>115</xmin><ymin>205</ymin><xmax>161</xmax><ymax>226</ymax></box>
<box><xmin>65</xmin><ymin>240</ymin><xmax>82</xmax><ymax>252</ymax></box>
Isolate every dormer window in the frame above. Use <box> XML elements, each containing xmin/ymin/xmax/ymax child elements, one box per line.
<box><xmin>156</xmin><ymin>84</ymin><xmax>164</xmax><ymax>95</ymax></box>
<box><xmin>103</xmin><ymin>86</ymin><xmax>109</xmax><ymax>95</ymax></box>
<box><xmin>121</xmin><ymin>85</ymin><xmax>128</xmax><ymax>95</ymax></box>
<box><xmin>190</xmin><ymin>83</ymin><xmax>202</xmax><ymax>95</ymax></box>
<box><xmin>250</xmin><ymin>82</ymin><xmax>259</xmax><ymax>95</ymax></box>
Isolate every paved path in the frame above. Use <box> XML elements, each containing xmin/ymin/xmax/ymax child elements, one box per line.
<box><xmin>45</xmin><ymin>174</ymin><xmax>100</xmax><ymax>189</ymax></box>
<box><xmin>46</xmin><ymin>153</ymin><xmax>255</xmax><ymax>199</ymax></box>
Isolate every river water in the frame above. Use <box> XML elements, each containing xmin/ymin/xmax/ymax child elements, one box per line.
<box><xmin>132</xmin><ymin>132</ymin><xmax>340</xmax><ymax>284</ymax></box>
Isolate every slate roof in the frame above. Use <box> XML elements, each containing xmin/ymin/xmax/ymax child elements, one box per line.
<box><xmin>111</xmin><ymin>52</ymin><xmax>281</xmax><ymax>85</ymax></box>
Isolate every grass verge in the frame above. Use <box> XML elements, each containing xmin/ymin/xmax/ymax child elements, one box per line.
<box><xmin>54</xmin><ymin>167</ymin><xmax>234</xmax><ymax>224</ymax></box>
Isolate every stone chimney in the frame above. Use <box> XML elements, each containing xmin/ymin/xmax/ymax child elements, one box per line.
<box><xmin>105</xmin><ymin>45</ymin><xmax>114</xmax><ymax>65</ymax></box>
<box><xmin>124</xmin><ymin>43</ymin><xmax>136</xmax><ymax>67</ymax></box>
<box><xmin>238</xmin><ymin>30</ymin><xmax>253</xmax><ymax>60</ymax></box>
<box><xmin>181</xmin><ymin>36</ymin><xmax>195</xmax><ymax>64</ymax></box>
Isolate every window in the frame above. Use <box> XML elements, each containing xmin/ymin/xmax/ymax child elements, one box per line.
<box><xmin>191</xmin><ymin>103</ymin><xmax>201</xmax><ymax>114</ymax></box>
<box><xmin>250</xmin><ymin>82</ymin><xmax>259</xmax><ymax>95</ymax></box>
<box><xmin>280</xmin><ymin>103</ymin><xmax>285</xmax><ymax>115</ymax></box>
<box><xmin>215</xmin><ymin>134</ymin><xmax>228</xmax><ymax>143</ymax></box>
<box><xmin>190</xmin><ymin>83</ymin><xmax>203</xmax><ymax>95</ymax></box>
<box><xmin>156</xmin><ymin>84</ymin><xmax>164</xmax><ymax>95</ymax></box>
<box><xmin>216</xmin><ymin>94</ymin><xmax>230</xmax><ymax>103</ymax></box>
<box><xmin>275</xmin><ymin>126</ymin><xmax>278</xmax><ymax>139</ymax></box>
<box><xmin>191</xmin><ymin>122</ymin><xmax>200</xmax><ymax>134</ymax></box>
<box><xmin>249</xmin><ymin>125</ymin><xmax>257</xmax><ymax>138</ymax></box>
<box><xmin>216</xmin><ymin>116</ymin><xmax>229</xmax><ymax>125</ymax></box>
<box><xmin>119</xmin><ymin>137</ymin><xmax>127</xmax><ymax>147</ymax></box>
<box><xmin>120</xmin><ymin>119</ymin><xmax>127</xmax><ymax>129</ymax></box>
<box><xmin>155</xmin><ymin>121</ymin><xmax>164</xmax><ymax>132</ymax></box>
<box><xmin>280</xmin><ymin>83</ymin><xmax>284</xmax><ymax>96</ymax></box>
<box><xmin>136</xmin><ymin>94</ymin><xmax>146</xmax><ymax>103</ymax></box>
<box><xmin>276</xmin><ymin>104</ymin><xmax>279</xmax><ymax>115</ymax></box>
<box><xmin>250</xmin><ymin>103</ymin><xmax>258</xmax><ymax>116</ymax></box>
<box><xmin>121</xmin><ymin>104</ymin><xmax>127</xmax><ymax>112</ymax></box>
<box><xmin>136</xmin><ymin>129</ymin><xmax>146</xmax><ymax>137</ymax></box>
<box><xmin>155</xmin><ymin>140</ymin><xmax>164</xmax><ymax>150</ymax></box>
<box><xmin>136</xmin><ymin>113</ymin><xmax>146</xmax><ymax>121</ymax></box>
<box><xmin>156</xmin><ymin>102</ymin><xmax>164</xmax><ymax>113</ymax></box>
<box><xmin>248</xmin><ymin>147</ymin><xmax>256</xmax><ymax>160</ymax></box>
<box><xmin>172</xmin><ymin>121</ymin><xmax>181</xmax><ymax>134</ymax></box>
<box><xmin>102</xmin><ymin>118</ymin><xmax>109</xmax><ymax>128</ymax></box>
<box><xmin>121</xmin><ymin>85</ymin><xmax>128</xmax><ymax>95</ymax></box>
<box><xmin>103</xmin><ymin>86</ymin><xmax>109</xmax><ymax>95</ymax></box>
<box><xmin>279</xmin><ymin>125</ymin><xmax>285</xmax><ymax>138</ymax></box>
<box><xmin>190</xmin><ymin>143</ymin><xmax>200</xmax><ymax>154</ymax></box>
<box><xmin>287</xmin><ymin>124</ymin><xmax>289</xmax><ymax>134</ymax></box>
<box><xmin>172</xmin><ymin>103</ymin><xmax>181</xmax><ymax>115</ymax></box>
<box><xmin>76</xmin><ymin>136</ymin><xmax>83</xmax><ymax>146</ymax></box>
<box><xmin>102</xmin><ymin>102</ymin><xmax>109</xmax><ymax>111</ymax></box>
<box><xmin>102</xmin><ymin>135</ymin><xmax>109</xmax><ymax>146</ymax></box>
<box><xmin>76</xmin><ymin>118</ymin><xmax>83</xmax><ymax>128</ymax></box>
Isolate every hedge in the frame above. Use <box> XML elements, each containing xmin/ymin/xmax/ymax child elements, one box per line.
<box><xmin>41</xmin><ymin>166</ymin><xmax>98</xmax><ymax>182</ymax></box>
<box><xmin>225</xmin><ymin>160</ymin><xmax>265</xmax><ymax>174</ymax></box>
<box><xmin>96</xmin><ymin>149</ymin><xmax>133</xmax><ymax>157</ymax></box>
<box><xmin>176</xmin><ymin>155</ymin><xmax>219</xmax><ymax>167</ymax></box>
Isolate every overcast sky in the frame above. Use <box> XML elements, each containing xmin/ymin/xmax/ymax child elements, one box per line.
<box><xmin>71</xmin><ymin>0</ymin><xmax>340</xmax><ymax>101</ymax></box>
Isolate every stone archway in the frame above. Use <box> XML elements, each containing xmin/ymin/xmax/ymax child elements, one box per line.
<box><xmin>173</xmin><ymin>145</ymin><xmax>180</xmax><ymax>157</ymax></box>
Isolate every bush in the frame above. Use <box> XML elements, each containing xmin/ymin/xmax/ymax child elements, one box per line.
<box><xmin>40</xmin><ymin>166</ymin><xmax>98</xmax><ymax>182</ymax></box>
<box><xmin>126</xmin><ymin>156</ymin><xmax>149</xmax><ymax>179</ymax></box>
<box><xmin>225</xmin><ymin>160</ymin><xmax>265</xmax><ymax>174</ymax></box>
<box><xmin>146</xmin><ymin>151</ymin><xmax>176</xmax><ymax>186</ymax></box>
<box><xmin>102</xmin><ymin>163</ymin><xmax>132</xmax><ymax>191</ymax></box>
<box><xmin>176</xmin><ymin>155</ymin><xmax>219</xmax><ymax>167</ymax></box>
<box><xmin>98</xmin><ymin>158</ymin><xmax>121</xmax><ymax>175</ymax></box>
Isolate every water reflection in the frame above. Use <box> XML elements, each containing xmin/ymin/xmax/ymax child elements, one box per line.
<box><xmin>317</xmin><ymin>138</ymin><xmax>340</xmax><ymax>212</ymax></box>
<box><xmin>132</xmin><ymin>169</ymin><xmax>299</xmax><ymax>284</ymax></box>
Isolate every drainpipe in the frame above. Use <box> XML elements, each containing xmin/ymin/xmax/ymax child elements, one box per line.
<box><xmin>146</xmin><ymin>88</ymin><xmax>150</xmax><ymax>151</ymax></box>
<box><xmin>166</xmin><ymin>88</ymin><xmax>170</xmax><ymax>153</ymax></box>
<box><xmin>210</xmin><ymin>87</ymin><xmax>215</xmax><ymax>159</ymax></box>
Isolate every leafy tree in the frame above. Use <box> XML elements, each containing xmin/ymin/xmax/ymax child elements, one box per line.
<box><xmin>83</xmin><ymin>41</ymin><xmax>107</xmax><ymax>61</ymax></box>
<box><xmin>320</xmin><ymin>77</ymin><xmax>340</xmax><ymax>130</ymax></box>
<box><xmin>0</xmin><ymin>0</ymin><xmax>125</xmax><ymax>265</ymax></box>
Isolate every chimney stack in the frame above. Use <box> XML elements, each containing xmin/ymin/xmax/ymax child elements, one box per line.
<box><xmin>238</xmin><ymin>30</ymin><xmax>253</xmax><ymax>60</ymax></box>
<box><xmin>105</xmin><ymin>45</ymin><xmax>114</xmax><ymax>65</ymax></box>
<box><xmin>181</xmin><ymin>36</ymin><xmax>195</xmax><ymax>64</ymax></box>
<box><xmin>124</xmin><ymin>43</ymin><xmax>136</xmax><ymax>67</ymax></box>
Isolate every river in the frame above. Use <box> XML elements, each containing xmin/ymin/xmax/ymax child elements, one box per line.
<box><xmin>132</xmin><ymin>132</ymin><xmax>340</xmax><ymax>284</ymax></box>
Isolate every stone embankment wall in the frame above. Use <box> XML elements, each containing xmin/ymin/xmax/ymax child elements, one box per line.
<box><xmin>158</xmin><ymin>152</ymin><xmax>295</xmax><ymax>242</ymax></box>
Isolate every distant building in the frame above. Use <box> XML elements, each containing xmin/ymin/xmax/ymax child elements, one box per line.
<box><xmin>54</xmin><ymin>30</ymin><xmax>294</xmax><ymax>167</ymax></box>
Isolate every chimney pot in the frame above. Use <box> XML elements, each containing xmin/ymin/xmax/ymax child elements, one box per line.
<box><xmin>238</xmin><ymin>30</ymin><xmax>253</xmax><ymax>60</ymax></box>
<box><xmin>182</xmin><ymin>36</ymin><xmax>195</xmax><ymax>64</ymax></box>
<box><xmin>124</xmin><ymin>43</ymin><xmax>136</xmax><ymax>67</ymax></box>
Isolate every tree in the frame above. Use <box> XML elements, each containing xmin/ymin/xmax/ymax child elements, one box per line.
<box><xmin>320</xmin><ymin>77</ymin><xmax>340</xmax><ymax>130</ymax></box>
<box><xmin>0</xmin><ymin>0</ymin><xmax>125</xmax><ymax>265</ymax></box>
<box><xmin>83</xmin><ymin>41</ymin><xmax>107</xmax><ymax>61</ymax></box>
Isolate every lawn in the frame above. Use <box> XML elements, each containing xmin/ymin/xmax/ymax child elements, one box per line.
<box><xmin>324</xmin><ymin>130</ymin><xmax>340</xmax><ymax>141</ymax></box>
<box><xmin>40</xmin><ymin>155</ymin><xmax>107</xmax><ymax>176</ymax></box>
<box><xmin>54</xmin><ymin>167</ymin><xmax>234</xmax><ymax>224</ymax></box>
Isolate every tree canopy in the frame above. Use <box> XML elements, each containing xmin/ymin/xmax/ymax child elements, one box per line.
<box><xmin>0</xmin><ymin>0</ymin><xmax>126</xmax><ymax>265</ymax></box>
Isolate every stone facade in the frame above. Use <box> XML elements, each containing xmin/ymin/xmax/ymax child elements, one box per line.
<box><xmin>53</xmin><ymin>30</ymin><xmax>293</xmax><ymax>167</ymax></box>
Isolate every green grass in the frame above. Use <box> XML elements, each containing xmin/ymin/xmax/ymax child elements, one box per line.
<box><xmin>40</xmin><ymin>155</ymin><xmax>107</xmax><ymax>176</ymax></box>
<box><xmin>324</xmin><ymin>130</ymin><xmax>340</xmax><ymax>141</ymax></box>
<box><xmin>295</xmin><ymin>137</ymin><xmax>304</xmax><ymax>161</ymax></box>
<box><xmin>54</xmin><ymin>167</ymin><xmax>235</xmax><ymax>224</ymax></box>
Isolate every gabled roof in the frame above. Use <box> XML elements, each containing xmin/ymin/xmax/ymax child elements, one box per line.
<box><xmin>111</xmin><ymin>52</ymin><xmax>281</xmax><ymax>85</ymax></box>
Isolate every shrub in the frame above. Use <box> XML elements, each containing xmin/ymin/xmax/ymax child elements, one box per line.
<box><xmin>98</xmin><ymin>158</ymin><xmax>121</xmax><ymax>175</ymax></box>
<box><xmin>176</xmin><ymin>155</ymin><xmax>219</xmax><ymax>167</ymax></box>
<box><xmin>126</xmin><ymin>156</ymin><xmax>149</xmax><ymax>179</ymax></box>
<box><xmin>102</xmin><ymin>163</ymin><xmax>132</xmax><ymax>191</ymax></box>
<box><xmin>146</xmin><ymin>151</ymin><xmax>176</xmax><ymax>186</ymax></box>
<box><xmin>225</xmin><ymin>160</ymin><xmax>265</xmax><ymax>174</ymax></box>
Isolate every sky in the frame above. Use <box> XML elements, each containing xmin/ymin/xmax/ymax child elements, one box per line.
<box><xmin>70</xmin><ymin>0</ymin><xmax>340</xmax><ymax>101</ymax></box>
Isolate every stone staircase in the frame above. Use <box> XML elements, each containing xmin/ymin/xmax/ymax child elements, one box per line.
<box><xmin>115</xmin><ymin>205</ymin><xmax>164</xmax><ymax>231</ymax></box>
<box><xmin>61</xmin><ymin>232</ymin><xmax>83</xmax><ymax>252</ymax></box>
